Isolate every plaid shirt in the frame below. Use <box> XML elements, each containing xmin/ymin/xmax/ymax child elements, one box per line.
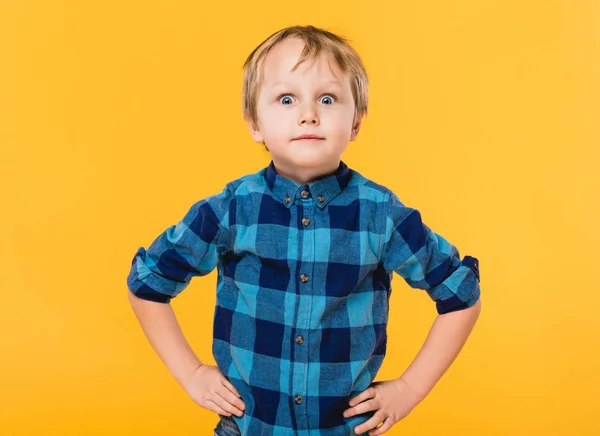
<box><xmin>127</xmin><ymin>160</ymin><xmax>481</xmax><ymax>436</ymax></box>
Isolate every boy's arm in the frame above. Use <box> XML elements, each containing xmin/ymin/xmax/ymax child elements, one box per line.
<box><xmin>381</xmin><ymin>189</ymin><xmax>481</xmax><ymax>314</ymax></box>
<box><xmin>380</xmin><ymin>189</ymin><xmax>482</xmax><ymax>399</ymax></box>
<box><xmin>126</xmin><ymin>185</ymin><xmax>233</xmax><ymax>385</ymax></box>
<box><xmin>126</xmin><ymin>186</ymin><xmax>248</xmax><ymax>416</ymax></box>
<box><xmin>128</xmin><ymin>290</ymin><xmax>203</xmax><ymax>389</ymax></box>
<box><xmin>397</xmin><ymin>297</ymin><xmax>482</xmax><ymax>401</ymax></box>
<box><xmin>127</xmin><ymin>184</ymin><xmax>233</xmax><ymax>303</ymax></box>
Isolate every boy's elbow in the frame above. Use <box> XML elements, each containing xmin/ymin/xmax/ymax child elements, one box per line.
<box><xmin>128</xmin><ymin>289</ymin><xmax>147</xmax><ymax>306</ymax></box>
<box><xmin>468</xmin><ymin>296</ymin><xmax>482</xmax><ymax>316</ymax></box>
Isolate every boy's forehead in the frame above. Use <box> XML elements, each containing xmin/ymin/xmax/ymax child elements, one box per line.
<box><xmin>261</xmin><ymin>38</ymin><xmax>346</xmax><ymax>86</ymax></box>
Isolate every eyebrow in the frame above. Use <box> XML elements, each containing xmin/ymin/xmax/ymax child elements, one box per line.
<box><xmin>270</xmin><ymin>80</ymin><xmax>343</xmax><ymax>88</ymax></box>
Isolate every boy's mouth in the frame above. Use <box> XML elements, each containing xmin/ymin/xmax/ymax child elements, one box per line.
<box><xmin>293</xmin><ymin>134</ymin><xmax>325</xmax><ymax>141</ymax></box>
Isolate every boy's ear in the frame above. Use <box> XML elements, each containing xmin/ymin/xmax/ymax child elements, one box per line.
<box><xmin>247</xmin><ymin>119</ymin><xmax>264</xmax><ymax>143</ymax></box>
<box><xmin>349</xmin><ymin>113</ymin><xmax>364</xmax><ymax>142</ymax></box>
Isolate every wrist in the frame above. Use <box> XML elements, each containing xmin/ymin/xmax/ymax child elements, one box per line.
<box><xmin>396</xmin><ymin>375</ymin><xmax>431</xmax><ymax>403</ymax></box>
<box><xmin>178</xmin><ymin>361</ymin><xmax>204</xmax><ymax>391</ymax></box>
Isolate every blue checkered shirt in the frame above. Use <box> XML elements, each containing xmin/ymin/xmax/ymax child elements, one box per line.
<box><xmin>127</xmin><ymin>160</ymin><xmax>481</xmax><ymax>435</ymax></box>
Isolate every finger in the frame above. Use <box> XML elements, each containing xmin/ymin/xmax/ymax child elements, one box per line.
<box><xmin>368</xmin><ymin>416</ymin><xmax>393</xmax><ymax>436</ymax></box>
<box><xmin>345</xmin><ymin>399</ymin><xmax>377</xmax><ymax>418</ymax></box>
<box><xmin>220</xmin><ymin>376</ymin><xmax>242</xmax><ymax>398</ymax></box>
<box><xmin>215</xmin><ymin>391</ymin><xmax>244</xmax><ymax>416</ymax></box>
<box><xmin>218</xmin><ymin>384</ymin><xmax>246</xmax><ymax>412</ymax></box>
<box><xmin>354</xmin><ymin>411</ymin><xmax>384</xmax><ymax>435</ymax></box>
<box><xmin>349</xmin><ymin>387</ymin><xmax>376</xmax><ymax>407</ymax></box>
<box><xmin>206</xmin><ymin>399</ymin><xmax>233</xmax><ymax>416</ymax></box>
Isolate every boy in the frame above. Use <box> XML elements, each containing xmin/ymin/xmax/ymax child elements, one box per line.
<box><xmin>127</xmin><ymin>25</ymin><xmax>481</xmax><ymax>436</ymax></box>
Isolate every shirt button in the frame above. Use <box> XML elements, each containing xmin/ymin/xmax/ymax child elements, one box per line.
<box><xmin>302</xmin><ymin>217</ymin><xmax>310</xmax><ymax>226</ymax></box>
<box><xmin>300</xmin><ymin>274</ymin><xmax>308</xmax><ymax>283</ymax></box>
<box><xmin>301</xmin><ymin>190</ymin><xmax>309</xmax><ymax>199</ymax></box>
<box><xmin>317</xmin><ymin>195</ymin><xmax>324</xmax><ymax>203</ymax></box>
<box><xmin>284</xmin><ymin>196</ymin><xmax>290</xmax><ymax>204</ymax></box>
<box><xmin>294</xmin><ymin>395</ymin><xmax>303</xmax><ymax>404</ymax></box>
<box><xmin>295</xmin><ymin>335</ymin><xmax>304</xmax><ymax>344</ymax></box>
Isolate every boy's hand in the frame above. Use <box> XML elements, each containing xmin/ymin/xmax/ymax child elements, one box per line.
<box><xmin>182</xmin><ymin>363</ymin><xmax>246</xmax><ymax>417</ymax></box>
<box><xmin>343</xmin><ymin>377</ymin><xmax>423</xmax><ymax>435</ymax></box>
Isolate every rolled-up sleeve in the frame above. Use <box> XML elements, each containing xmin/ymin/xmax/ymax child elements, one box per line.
<box><xmin>381</xmin><ymin>190</ymin><xmax>480</xmax><ymax>315</ymax></box>
<box><xmin>126</xmin><ymin>184</ymin><xmax>233</xmax><ymax>303</ymax></box>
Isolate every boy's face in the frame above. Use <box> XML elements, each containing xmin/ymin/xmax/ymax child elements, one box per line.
<box><xmin>248</xmin><ymin>37</ymin><xmax>362</xmax><ymax>180</ymax></box>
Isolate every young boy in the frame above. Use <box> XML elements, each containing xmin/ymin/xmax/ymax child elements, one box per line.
<box><xmin>127</xmin><ymin>25</ymin><xmax>481</xmax><ymax>436</ymax></box>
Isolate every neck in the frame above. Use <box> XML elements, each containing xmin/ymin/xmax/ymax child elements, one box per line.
<box><xmin>272</xmin><ymin>159</ymin><xmax>341</xmax><ymax>185</ymax></box>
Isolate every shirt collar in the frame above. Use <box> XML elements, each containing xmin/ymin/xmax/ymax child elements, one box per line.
<box><xmin>264</xmin><ymin>160</ymin><xmax>352</xmax><ymax>209</ymax></box>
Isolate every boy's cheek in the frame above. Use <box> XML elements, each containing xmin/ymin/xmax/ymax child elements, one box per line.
<box><xmin>261</xmin><ymin>124</ymin><xmax>294</xmax><ymax>144</ymax></box>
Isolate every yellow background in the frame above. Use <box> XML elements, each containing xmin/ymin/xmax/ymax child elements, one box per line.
<box><xmin>1</xmin><ymin>0</ymin><xmax>599</xmax><ymax>434</ymax></box>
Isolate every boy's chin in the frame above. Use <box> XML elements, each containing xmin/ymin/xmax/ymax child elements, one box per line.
<box><xmin>286</xmin><ymin>147</ymin><xmax>340</xmax><ymax>162</ymax></box>
<box><xmin>285</xmin><ymin>154</ymin><xmax>335</xmax><ymax>168</ymax></box>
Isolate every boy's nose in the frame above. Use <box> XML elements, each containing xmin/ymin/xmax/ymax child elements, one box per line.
<box><xmin>298</xmin><ymin>106</ymin><xmax>320</xmax><ymax>126</ymax></box>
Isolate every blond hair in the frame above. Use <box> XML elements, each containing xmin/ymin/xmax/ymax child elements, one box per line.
<box><xmin>242</xmin><ymin>25</ymin><xmax>369</xmax><ymax>127</ymax></box>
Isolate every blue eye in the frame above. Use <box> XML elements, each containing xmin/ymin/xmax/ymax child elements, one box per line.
<box><xmin>278</xmin><ymin>95</ymin><xmax>294</xmax><ymax>105</ymax></box>
<box><xmin>319</xmin><ymin>95</ymin><xmax>335</xmax><ymax>105</ymax></box>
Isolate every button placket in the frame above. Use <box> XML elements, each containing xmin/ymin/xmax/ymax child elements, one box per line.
<box><xmin>293</xmin><ymin>186</ymin><xmax>314</xmax><ymax>420</ymax></box>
